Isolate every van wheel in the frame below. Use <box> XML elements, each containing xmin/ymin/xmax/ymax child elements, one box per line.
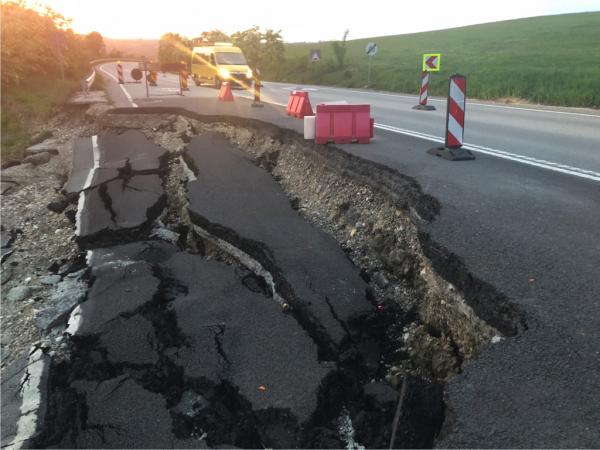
<box><xmin>215</xmin><ymin>77</ymin><xmax>222</xmax><ymax>89</ymax></box>
<box><xmin>193</xmin><ymin>76</ymin><xmax>201</xmax><ymax>86</ymax></box>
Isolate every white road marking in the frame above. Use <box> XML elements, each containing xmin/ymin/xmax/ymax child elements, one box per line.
<box><xmin>236</xmin><ymin>92</ymin><xmax>287</xmax><ymax>107</ymax></box>
<box><xmin>76</xmin><ymin>136</ymin><xmax>102</xmax><ymax>236</ymax></box>
<box><xmin>82</xmin><ymin>135</ymin><xmax>101</xmax><ymax>190</ymax></box>
<box><xmin>12</xmin><ymin>348</ymin><xmax>48</xmax><ymax>449</ymax></box>
<box><xmin>98</xmin><ymin>63</ymin><xmax>138</xmax><ymax>107</ymax></box>
<box><xmin>269</xmin><ymin>83</ymin><xmax>600</xmax><ymax>118</ymax></box>
<box><xmin>280</xmin><ymin>86</ymin><xmax>319</xmax><ymax>92</ymax></box>
<box><xmin>75</xmin><ymin>191</ymin><xmax>88</xmax><ymax>236</ymax></box>
<box><xmin>374</xmin><ymin>123</ymin><xmax>600</xmax><ymax>182</ymax></box>
<box><xmin>233</xmin><ymin>94</ymin><xmax>600</xmax><ymax>182</ymax></box>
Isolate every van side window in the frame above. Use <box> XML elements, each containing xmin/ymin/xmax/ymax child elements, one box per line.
<box><xmin>210</xmin><ymin>54</ymin><xmax>216</xmax><ymax>66</ymax></box>
<box><xmin>193</xmin><ymin>53</ymin><xmax>205</xmax><ymax>64</ymax></box>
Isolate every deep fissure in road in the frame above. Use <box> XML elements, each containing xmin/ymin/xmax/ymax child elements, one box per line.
<box><xmin>34</xmin><ymin>112</ymin><xmax>526</xmax><ymax>449</ymax></box>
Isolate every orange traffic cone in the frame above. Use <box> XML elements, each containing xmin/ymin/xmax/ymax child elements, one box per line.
<box><xmin>218</xmin><ymin>82</ymin><xmax>234</xmax><ymax>101</ymax></box>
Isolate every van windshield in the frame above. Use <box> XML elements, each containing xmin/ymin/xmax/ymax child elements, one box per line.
<box><xmin>215</xmin><ymin>52</ymin><xmax>247</xmax><ymax>65</ymax></box>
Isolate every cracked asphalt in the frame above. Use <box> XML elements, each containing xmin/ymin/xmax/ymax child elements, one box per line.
<box><xmin>2</xmin><ymin>129</ymin><xmax>444</xmax><ymax>448</ymax></box>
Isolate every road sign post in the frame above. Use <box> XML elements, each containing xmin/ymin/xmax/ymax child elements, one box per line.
<box><xmin>413</xmin><ymin>53</ymin><xmax>441</xmax><ymax>110</ymax></box>
<box><xmin>365</xmin><ymin>42</ymin><xmax>378</xmax><ymax>87</ymax></box>
<box><xmin>310</xmin><ymin>49</ymin><xmax>321</xmax><ymax>76</ymax></box>
<box><xmin>412</xmin><ymin>71</ymin><xmax>436</xmax><ymax>110</ymax></box>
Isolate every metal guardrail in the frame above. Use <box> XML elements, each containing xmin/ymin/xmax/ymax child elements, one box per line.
<box><xmin>81</xmin><ymin>68</ymin><xmax>96</xmax><ymax>93</ymax></box>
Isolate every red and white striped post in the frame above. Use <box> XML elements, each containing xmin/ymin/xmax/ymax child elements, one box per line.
<box><xmin>117</xmin><ymin>61</ymin><xmax>124</xmax><ymax>84</ymax></box>
<box><xmin>428</xmin><ymin>74</ymin><xmax>474</xmax><ymax>160</ymax></box>
<box><xmin>252</xmin><ymin>68</ymin><xmax>264</xmax><ymax>107</ymax></box>
<box><xmin>412</xmin><ymin>71</ymin><xmax>436</xmax><ymax>110</ymax></box>
<box><xmin>420</xmin><ymin>71</ymin><xmax>429</xmax><ymax>105</ymax></box>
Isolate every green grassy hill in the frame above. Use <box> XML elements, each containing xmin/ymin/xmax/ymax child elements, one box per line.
<box><xmin>273</xmin><ymin>12</ymin><xmax>600</xmax><ymax>107</ymax></box>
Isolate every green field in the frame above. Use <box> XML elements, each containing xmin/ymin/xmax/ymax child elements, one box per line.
<box><xmin>273</xmin><ymin>12</ymin><xmax>600</xmax><ymax>108</ymax></box>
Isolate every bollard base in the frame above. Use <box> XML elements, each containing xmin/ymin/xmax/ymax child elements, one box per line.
<box><xmin>428</xmin><ymin>146</ymin><xmax>475</xmax><ymax>161</ymax></box>
<box><xmin>251</xmin><ymin>102</ymin><xmax>264</xmax><ymax>108</ymax></box>
<box><xmin>412</xmin><ymin>104</ymin><xmax>436</xmax><ymax>111</ymax></box>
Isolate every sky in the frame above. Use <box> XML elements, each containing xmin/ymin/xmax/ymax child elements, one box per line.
<box><xmin>33</xmin><ymin>0</ymin><xmax>600</xmax><ymax>42</ymax></box>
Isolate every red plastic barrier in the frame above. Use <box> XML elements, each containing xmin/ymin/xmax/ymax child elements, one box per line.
<box><xmin>218</xmin><ymin>82</ymin><xmax>234</xmax><ymax>101</ymax></box>
<box><xmin>315</xmin><ymin>104</ymin><xmax>372</xmax><ymax>144</ymax></box>
<box><xmin>286</xmin><ymin>91</ymin><xmax>313</xmax><ymax>118</ymax></box>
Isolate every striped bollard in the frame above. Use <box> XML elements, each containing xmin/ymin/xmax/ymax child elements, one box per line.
<box><xmin>179</xmin><ymin>61</ymin><xmax>189</xmax><ymax>91</ymax></box>
<box><xmin>117</xmin><ymin>61</ymin><xmax>124</xmax><ymax>84</ymax></box>
<box><xmin>412</xmin><ymin>71</ymin><xmax>436</xmax><ymax>111</ymax></box>
<box><xmin>427</xmin><ymin>74</ymin><xmax>475</xmax><ymax>161</ymax></box>
<box><xmin>148</xmin><ymin>70</ymin><xmax>158</xmax><ymax>87</ymax></box>
<box><xmin>251</xmin><ymin>69</ymin><xmax>263</xmax><ymax>107</ymax></box>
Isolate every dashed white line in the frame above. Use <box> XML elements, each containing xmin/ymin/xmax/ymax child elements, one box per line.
<box><xmin>374</xmin><ymin>123</ymin><xmax>600</xmax><ymax>182</ymax></box>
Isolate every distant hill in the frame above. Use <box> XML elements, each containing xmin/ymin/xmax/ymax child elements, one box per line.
<box><xmin>104</xmin><ymin>38</ymin><xmax>158</xmax><ymax>60</ymax></box>
<box><xmin>273</xmin><ymin>12</ymin><xmax>600</xmax><ymax>107</ymax></box>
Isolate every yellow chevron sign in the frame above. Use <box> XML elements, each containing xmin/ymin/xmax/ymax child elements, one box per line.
<box><xmin>422</xmin><ymin>53</ymin><xmax>441</xmax><ymax>72</ymax></box>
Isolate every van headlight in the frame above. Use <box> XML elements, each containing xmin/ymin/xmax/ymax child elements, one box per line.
<box><xmin>219</xmin><ymin>68</ymin><xmax>229</xmax><ymax>79</ymax></box>
<box><xmin>246</xmin><ymin>69</ymin><xmax>253</xmax><ymax>79</ymax></box>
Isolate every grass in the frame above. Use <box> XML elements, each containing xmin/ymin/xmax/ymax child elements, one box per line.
<box><xmin>1</xmin><ymin>77</ymin><xmax>80</xmax><ymax>166</ymax></box>
<box><xmin>272</xmin><ymin>12</ymin><xmax>600</xmax><ymax>108</ymax></box>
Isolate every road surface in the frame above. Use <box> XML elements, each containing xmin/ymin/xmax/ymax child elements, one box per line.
<box><xmin>98</xmin><ymin>61</ymin><xmax>600</xmax><ymax>181</ymax></box>
<box><xmin>88</xmin><ymin>62</ymin><xmax>600</xmax><ymax>447</ymax></box>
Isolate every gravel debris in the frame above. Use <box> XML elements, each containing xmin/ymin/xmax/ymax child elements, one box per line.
<box><xmin>1</xmin><ymin>108</ymin><xmax>100</xmax><ymax>373</ymax></box>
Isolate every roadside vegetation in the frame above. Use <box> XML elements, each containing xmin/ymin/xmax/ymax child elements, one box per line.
<box><xmin>272</xmin><ymin>12</ymin><xmax>600</xmax><ymax>108</ymax></box>
<box><xmin>158</xmin><ymin>28</ymin><xmax>285</xmax><ymax>75</ymax></box>
<box><xmin>1</xmin><ymin>1</ymin><xmax>105</xmax><ymax>166</ymax></box>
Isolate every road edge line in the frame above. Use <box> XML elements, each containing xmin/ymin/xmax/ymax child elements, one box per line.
<box><xmin>374</xmin><ymin>124</ymin><xmax>600</xmax><ymax>182</ymax></box>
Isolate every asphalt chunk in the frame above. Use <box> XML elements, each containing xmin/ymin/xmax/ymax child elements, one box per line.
<box><xmin>100</xmin><ymin>315</ymin><xmax>159</xmax><ymax>366</ymax></box>
<box><xmin>185</xmin><ymin>132</ymin><xmax>370</xmax><ymax>350</ymax></box>
<box><xmin>67</xmin><ymin>376</ymin><xmax>174</xmax><ymax>449</ymax></box>
<box><xmin>166</xmin><ymin>252</ymin><xmax>330</xmax><ymax>422</ymax></box>
<box><xmin>71</xmin><ymin>260</ymin><xmax>159</xmax><ymax>336</ymax></box>
<box><xmin>98</xmin><ymin>130</ymin><xmax>166</xmax><ymax>172</ymax></box>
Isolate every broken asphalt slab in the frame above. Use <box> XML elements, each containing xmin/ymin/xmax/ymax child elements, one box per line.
<box><xmin>64</xmin><ymin>131</ymin><xmax>168</xmax><ymax>240</ymax></box>
<box><xmin>165</xmin><ymin>252</ymin><xmax>329</xmax><ymax>422</ymax></box>
<box><xmin>185</xmin><ymin>132</ymin><xmax>371</xmax><ymax>352</ymax></box>
<box><xmin>40</xmin><ymin>240</ymin><xmax>332</xmax><ymax>448</ymax></box>
<box><xmin>1</xmin><ymin>348</ymin><xmax>51</xmax><ymax>449</ymax></box>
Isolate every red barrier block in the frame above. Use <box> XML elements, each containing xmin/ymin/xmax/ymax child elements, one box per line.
<box><xmin>286</xmin><ymin>91</ymin><xmax>296</xmax><ymax>115</ymax></box>
<box><xmin>286</xmin><ymin>91</ymin><xmax>314</xmax><ymax>118</ymax></box>
<box><xmin>315</xmin><ymin>104</ymin><xmax>372</xmax><ymax>144</ymax></box>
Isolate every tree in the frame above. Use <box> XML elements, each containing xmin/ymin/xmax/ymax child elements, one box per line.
<box><xmin>85</xmin><ymin>31</ymin><xmax>105</xmax><ymax>59</ymax></box>
<box><xmin>193</xmin><ymin>29</ymin><xmax>231</xmax><ymax>45</ymax></box>
<box><xmin>231</xmin><ymin>26</ymin><xmax>284</xmax><ymax>74</ymax></box>
<box><xmin>0</xmin><ymin>1</ymin><xmax>84</xmax><ymax>86</ymax></box>
<box><xmin>158</xmin><ymin>33</ymin><xmax>187</xmax><ymax>63</ymax></box>
<box><xmin>331</xmin><ymin>29</ymin><xmax>350</xmax><ymax>69</ymax></box>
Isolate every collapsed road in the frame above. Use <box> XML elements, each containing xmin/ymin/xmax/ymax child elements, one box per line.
<box><xmin>2</xmin><ymin>111</ymin><xmax>527</xmax><ymax>449</ymax></box>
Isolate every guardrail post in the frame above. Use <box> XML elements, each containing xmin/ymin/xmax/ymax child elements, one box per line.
<box><xmin>427</xmin><ymin>74</ymin><xmax>475</xmax><ymax>160</ymax></box>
